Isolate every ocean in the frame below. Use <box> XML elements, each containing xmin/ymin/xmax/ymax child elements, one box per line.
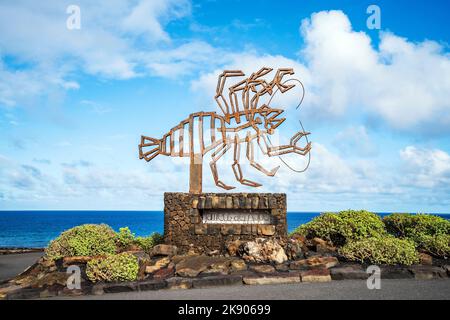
<box><xmin>0</xmin><ymin>211</ymin><xmax>448</xmax><ymax>248</ymax></box>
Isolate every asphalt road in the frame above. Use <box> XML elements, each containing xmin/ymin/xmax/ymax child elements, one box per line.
<box><xmin>0</xmin><ymin>252</ymin><xmax>43</xmax><ymax>283</ymax></box>
<box><xmin>57</xmin><ymin>278</ymin><xmax>450</xmax><ymax>300</ymax></box>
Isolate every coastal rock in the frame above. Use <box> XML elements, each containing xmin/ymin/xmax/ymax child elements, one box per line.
<box><xmin>175</xmin><ymin>256</ymin><xmax>231</xmax><ymax>278</ymax></box>
<box><xmin>151</xmin><ymin>244</ymin><xmax>178</xmax><ymax>257</ymax></box>
<box><xmin>166</xmin><ymin>277</ymin><xmax>193</xmax><ymax>290</ymax></box>
<box><xmin>62</xmin><ymin>256</ymin><xmax>95</xmax><ymax>267</ymax></box>
<box><xmin>192</xmin><ymin>275</ymin><xmax>243</xmax><ymax>288</ymax></box>
<box><xmin>243</xmin><ymin>274</ymin><xmax>301</xmax><ymax>285</ymax></box>
<box><xmin>300</xmin><ymin>268</ymin><xmax>331</xmax><ymax>282</ymax></box>
<box><xmin>240</xmin><ymin>238</ymin><xmax>287</xmax><ymax>264</ymax></box>
<box><xmin>145</xmin><ymin>257</ymin><xmax>170</xmax><ymax>274</ymax></box>
<box><xmin>419</xmin><ymin>253</ymin><xmax>433</xmax><ymax>265</ymax></box>
<box><xmin>30</xmin><ymin>272</ymin><xmax>70</xmax><ymax>288</ymax></box>
<box><xmin>249</xmin><ymin>264</ymin><xmax>276</xmax><ymax>274</ymax></box>
<box><xmin>153</xmin><ymin>266</ymin><xmax>175</xmax><ymax>279</ymax></box>
<box><xmin>230</xmin><ymin>259</ymin><xmax>247</xmax><ymax>273</ymax></box>
<box><xmin>226</xmin><ymin>240</ymin><xmax>242</xmax><ymax>256</ymax></box>
<box><xmin>330</xmin><ymin>265</ymin><xmax>368</xmax><ymax>280</ymax></box>
<box><xmin>290</xmin><ymin>256</ymin><xmax>338</xmax><ymax>270</ymax></box>
<box><xmin>408</xmin><ymin>266</ymin><xmax>447</xmax><ymax>280</ymax></box>
<box><xmin>275</xmin><ymin>263</ymin><xmax>289</xmax><ymax>272</ymax></box>
<box><xmin>284</xmin><ymin>238</ymin><xmax>305</xmax><ymax>260</ymax></box>
<box><xmin>311</xmin><ymin>238</ymin><xmax>337</xmax><ymax>255</ymax></box>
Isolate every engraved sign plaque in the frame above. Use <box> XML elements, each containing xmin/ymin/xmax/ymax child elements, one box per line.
<box><xmin>202</xmin><ymin>210</ymin><xmax>273</xmax><ymax>225</ymax></box>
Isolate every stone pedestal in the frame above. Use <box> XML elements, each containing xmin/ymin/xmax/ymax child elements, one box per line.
<box><xmin>164</xmin><ymin>192</ymin><xmax>287</xmax><ymax>254</ymax></box>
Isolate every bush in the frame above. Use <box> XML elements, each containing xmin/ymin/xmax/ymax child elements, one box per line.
<box><xmin>292</xmin><ymin>210</ymin><xmax>386</xmax><ymax>246</ymax></box>
<box><xmin>383</xmin><ymin>213</ymin><xmax>450</xmax><ymax>257</ymax></box>
<box><xmin>135</xmin><ymin>232</ymin><xmax>163</xmax><ymax>251</ymax></box>
<box><xmin>116</xmin><ymin>227</ymin><xmax>135</xmax><ymax>248</ymax></box>
<box><xmin>416</xmin><ymin>234</ymin><xmax>450</xmax><ymax>258</ymax></box>
<box><xmin>86</xmin><ymin>252</ymin><xmax>139</xmax><ymax>283</ymax></box>
<box><xmin>383</xmin><ymin>213</ymin><xmax>450</xmax><ymax>238</ymax></box>
<box><xmin>45</xmin><ymin>224</ymin><xmax>117</xmax><ymax>260</ymax></box>
<box><xmin>339</xmin><ymin>236</ymin><xmax>419</xmax><ymax>265</ymax></box>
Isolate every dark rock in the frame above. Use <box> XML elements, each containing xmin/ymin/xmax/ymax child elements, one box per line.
<box><xmin>380</xmin><ymin>266</ymin><xmax>414</xmax><ymax>279</ymax></box>
<box><xmin>5</xmin><ymin>287</ymin><xmax>42</xmax><ymax>300</ymax></box>
<box><xmin>275</xmin><ymin>264</ymin><xmax>289</xmax><ymax>272</ymax></box>
<box><xmin>419</xmin><ymin>253</ymin><xmax>433</xmax><ymax>266</ymax></box>
<box><xmin>284</xmin><ymin>239</ymin><xmax>305</xmax><ymax>260</ymax></box>
<box><xmin>443</xmin><ymin>265</ymin><xmax>450</xmax><ymax>276</ymax></box>
<box><xmin>243</xmin><ymin>273</ymin><xmax>301</xmax><ymax>285</ymax></box>
<box><xmin>230</xmin><ymin>259</ymin><xmax>247</xmax><ymax>272</ymax></box>
<box><xmin>408</xmin><ymin>266</ymin><xmax>448</xmax><ymax>280</ymax></box>
<box><xmin>145</xmin><ymin>257</ymin><xmax>170</xmax><ymax>274</ymax></box>
<box><xmin>300</xmin><ymin>268</ymin><xmax>331</xmax><ymax>282</ymax></box>
<box><xmin>290</xmin><ymin>256</ymin><xmax>338</xmax><ymax>270</ymax></box>
<box><xmin>312</xmin><ymin>238</ymin><xmax>337</xmax><ymax>255</ymax></box>
<box><xmin>226</xmin><ymin>240</ymin><xmax>242</xmax><ymax>256</ymax></box>
<box><xmin>91</xmin><ymin>283</ymin><xmax>105</xmax><ymax>295</ymax></box>
<box><xmin>131</xmin><ymin>251</ymin><xmax>151</xmax><ymax>261</ymax></box>
<box><xmin>138</xmin><ymin>279</ymin><xmax>167</xmax><ymax>291</ymax></box>
<box><xmin>30</xmin><ymin>272</ymin><xmax>70</xmax><ymax>288</ymax></box>
<box><xmin>175</xmin><ymin>256</ymin><xmax>231</xmax><ymax>277</ymax></box>
<box><xmin>103</xmin><ymin>282</ymin><xmax>138</xmax><ymax>293</ymax></box>
<box><xmin>153</xmin><ymin>267</ymin><xmax>175</xmax><ymax>279</ymax></box>
<box><xmin>330</xmin><ymin>265</ymin><xmax>369</xmax><ymax>280</ymax></box>
<box><xmin>192</xmin><ymin>275</ymin><xmax>243</xmax><ymax>288</ymax></box>
<box><xmin>165</xmin><ymin>277</ymin><xmax>193</xmax><ymax>289</ymax></box>
<box><xmin>249</xmin><ymin>264</ymin><xmax>276</xmax><ymax>274</ymax></box>
<box><xmin>151</xmin><ymin>244</ymin><xmax>178</xmax><ymax>257</ymax></box>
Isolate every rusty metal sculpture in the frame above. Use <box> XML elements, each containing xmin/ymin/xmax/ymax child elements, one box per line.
<box><xmin>139</xmin><ymin>67</ymin><xmax>311</xmax><ymax>193</ymax></box>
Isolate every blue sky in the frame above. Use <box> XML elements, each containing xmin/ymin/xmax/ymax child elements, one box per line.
<box><xmin>0</xmin><ymin>0</ymin><xmax>449</xmax><ymax>212</ymax></box>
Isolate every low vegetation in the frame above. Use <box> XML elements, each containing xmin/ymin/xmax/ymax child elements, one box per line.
<box><xmin>45</xmin><ymin>224</ymin><xmax>163</xmax><ymax>260</ymax></box>
<box><xmin>292</xmin><ymin>210</ymin><xmax>387</xmax><ymax>246</ymax></box>
<box><xmin>45</xmin><ymin>224</ymin><xmax>117</xmax><ymax>260</ymax></box>
<box><xmin>339</xmin><ymin>237</ymin><xmax>420</xmax><ymax>265</ymax></box>
<box><xmin>86</xmin><ymin>252</ymin><xmax>139</xmax><ymax>283</ymax></box>
<box><xmin>383</xmin><ymin>213</ymin><xmax>450</xmax><ymax>258</ymax></box>
<box><xmin>292</xmin><ymin>210</ymin><xmax>449</xmax><ymax>264</ymax></box>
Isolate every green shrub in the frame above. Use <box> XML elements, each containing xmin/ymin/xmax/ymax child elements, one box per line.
<box><xmin>292</xmin><ymin>210</ymin><xmax>386</xmax><ymax>246</ymax></box>
<box><xmin>86</xmin><ymin>252</ymin><xmax>139</xmax><ymax>283</ymax></box>
<box><xmin>45</xmin><ymin>224</ymin><xmax>117</xmax><ymax>260</ymax></box>
<box><xmin>135</xmin><ymin>232</ymin><xmax>163</xmax><ymax>251</ymax></box>
<box><xmin>383</xmin><ymin>213</ymin><xmax>450</xmax><ymax>257</ymax></box>
<box><xmin>416</xmin><ymin>234</ymin><xmax>450</xmax><ymax>258</ymax></box>
<box><xmin>383</xmin><ymin>213</ymin><xmax>449</xmax><ymax>238</ymax></box>
<box><xmin>116</xmin><ymin>227</ymin><xmax>135</xmax><ymax>248</ymax></box>
<box><xmin>339</xmin><ymin>236</ymin><xmax>419</xmax><ymax>265</ymax></box>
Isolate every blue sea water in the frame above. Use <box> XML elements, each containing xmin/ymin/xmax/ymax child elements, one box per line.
<box><xmin>0</xmin><ymin>211</ymin><xmax>449</xmax><ymax>248</ymax></box>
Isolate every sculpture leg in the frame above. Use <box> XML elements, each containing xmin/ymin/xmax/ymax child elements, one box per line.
<box><xmin>247</xmin><ymin>134</ymin><xmax>279</xmax><ymax>176</ymax></box>
<box><xmin>231</xmin><ymin>134</ymin><xmax>262</xmax><ymax>187</ymax></box>
<box><xmin>209</xmin><ymin>141</ymin><xmax>235</xmax><ymax>190</ymax></box>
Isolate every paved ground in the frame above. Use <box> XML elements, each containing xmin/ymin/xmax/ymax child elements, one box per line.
<box><xmin>0</xmin><ymin>252</ymin><xmax>43</xmax><ymax>283</ymax></box>
<box><xmin>56</xmin><ymin>278</ymin><xmax>450</xmax><ymax>300</ymax></box>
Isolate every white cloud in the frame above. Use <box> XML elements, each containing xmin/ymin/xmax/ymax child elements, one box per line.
<box><xmin>400</xmin><ymin>146</ymin><xmax>450</xmax><ymax>188</ymax></box>
<box><xmin>0</xmin><ymin>0</ymin><xmax>195</xmax><ymax>107</ymax></box>
<box><xmin>333</xmin><ymin>125</ymin><xmax>378</xmax><ymax>157</ymax></box>
<box><xmin>122</xmin><ymin>0</ymin><xmax>191</xmax><ymax>42</ymax></box>
<box><xmin>191</xmin><ymin>10</ymin><xmax>450</xmax><ymax>135</ymax></box>
<box><xmin>299</xmin><ymin>10</ymin><xmax>450</xmax><ymax>132</ymax></box>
